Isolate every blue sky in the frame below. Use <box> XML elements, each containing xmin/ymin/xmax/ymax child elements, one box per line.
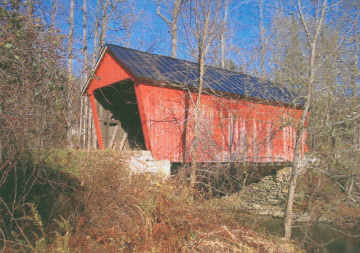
<box><xmin>48</xmin><ymin>0</ymin><xmax>271</xmax><ymax>73</ymax></box>
<box><xmin>128</xmin><ymin>0</ymin><xmax>266</xmax><ymax>59</ymax></box>
<box><xmin>40</xmin><ymin>0</ymin><xmax>359</xmax><ymax>79</ymax></box>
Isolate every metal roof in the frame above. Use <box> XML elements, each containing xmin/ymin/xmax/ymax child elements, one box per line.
<box><xmin>103</xmin><ymin>44</ymin><xmax>301</xmax><ymax>106</ymax></box>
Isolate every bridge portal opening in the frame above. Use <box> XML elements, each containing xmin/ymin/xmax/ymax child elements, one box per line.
<box><xmin>93</xmin><ymin>79</ymin><xmax>145</xmax><ymax>149</ymax></box>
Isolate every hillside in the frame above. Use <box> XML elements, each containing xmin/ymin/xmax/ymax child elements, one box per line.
<box><xmin>1</xmin><ymin>150</ymin><xmax>305</xmax><ymax>252</ymax></box>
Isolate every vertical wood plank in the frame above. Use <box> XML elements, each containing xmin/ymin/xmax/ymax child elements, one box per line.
<box><xmin>89</xmin><ymin>93</ymin><xmax>104</xmax><ymax>149</ymax></box>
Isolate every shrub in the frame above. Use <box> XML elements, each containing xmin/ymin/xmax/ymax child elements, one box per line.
<box><xmin>0</xmin><ymin>151</ymin><xmax>83</xmax><ymax>252</ymax></box>
<box><xmin>65</xmin><ymin>151</ymin><xmax>301</xmax><ymax>252</ymax></box>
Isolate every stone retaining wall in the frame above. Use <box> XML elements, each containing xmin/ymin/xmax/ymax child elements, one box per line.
<box><xmin>224</xmin><ymin>167</ymin><xmax>293</xmax><ymax>218</ymax></box>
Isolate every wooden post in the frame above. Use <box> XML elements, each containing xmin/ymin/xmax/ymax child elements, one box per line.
<box><xmin>89</xmin><ymin>93</ymin><xmax>104</xmax><ymax>149</ymax></box>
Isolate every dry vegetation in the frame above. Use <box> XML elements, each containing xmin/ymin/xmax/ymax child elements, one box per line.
<box><xmin>0</xmin><ymin>150</ymin><xmax>303</xmax><ymax>253</ymax></box>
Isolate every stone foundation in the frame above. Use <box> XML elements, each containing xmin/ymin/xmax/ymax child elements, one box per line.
<box><xmin>224</xmin><ymin>167</ymin><xmax>296</xmax><ymax>218</ymax></box>
<box><xmin>127</xmin><ymin>150</ymin><xmax>171</xmax><ymax>177</ymax></box>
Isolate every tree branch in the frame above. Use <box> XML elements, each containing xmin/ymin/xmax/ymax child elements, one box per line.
<box><xmin>156</xmin><ymin>4</ymin><xmax>171</xmax><ymax>26</ymax></box>
<box><xmin>297</xmin><ymin>0</ymin><xmax>312</xmax><ymax>48</ymax></box>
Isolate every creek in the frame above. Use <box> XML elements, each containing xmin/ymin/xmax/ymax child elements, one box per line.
<box><xmin>263</xmin><ymin>218</ymin><xmax>360</xmax><ymax>253</ymax></box>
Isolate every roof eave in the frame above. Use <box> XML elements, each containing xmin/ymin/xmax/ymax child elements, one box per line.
<box><xmin>134</xmin><ymin>78</ymin><xmax>303</xmax><ymax>109</ymax></box>
<box><xmin>81</xmin><ymin>45</ymin><xmax>108</xmax><ymax>96</ymax></box>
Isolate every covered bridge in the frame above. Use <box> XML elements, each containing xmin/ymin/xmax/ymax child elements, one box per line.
<box><xmin>82</xmin><ymin>44</ymin><xmax>307</xmax><ymax>163</ymax></box>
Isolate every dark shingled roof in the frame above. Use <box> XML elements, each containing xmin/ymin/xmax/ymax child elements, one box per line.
<box><xmin>104</xmin><ymin>44</ymin><xmax>301</xmax><ymax>106</ymax></box>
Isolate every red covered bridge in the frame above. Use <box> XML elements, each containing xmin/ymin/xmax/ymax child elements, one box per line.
<box><xmin>82</xmin><ymin>44</ymin><xmax>307</xmax><ymax>163</ymax></box>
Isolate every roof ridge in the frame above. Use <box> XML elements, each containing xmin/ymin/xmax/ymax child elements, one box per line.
<box><xmin>103</xmin><ymin>43</ymin><xmax>302</xmax><ymax>107</ymax></box>
<box><xmin>105</xmin><ymin>43</ymin><xmax>261</xmax><ymax>80</ymax></box>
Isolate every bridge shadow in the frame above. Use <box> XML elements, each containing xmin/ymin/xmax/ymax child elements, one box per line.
<box><xmin>0</xmin><ymin>152</ymin><xmax>83</xmax><ymax>246</ymax></box>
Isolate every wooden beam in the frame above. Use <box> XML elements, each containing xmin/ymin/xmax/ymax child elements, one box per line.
<box><xmin>133</xmin><ymin>83</ymin><xmax>151</xmax><ymax>151</ymax></box>
<box><xmin>89</xmin><ymin>93</ymin><xmax>104</xmax><ymax>149</ymax></box>
<box><xmin>109</xmin><ymin>125</ymin><xmax>119</xmax><ymax>149</ymax></box>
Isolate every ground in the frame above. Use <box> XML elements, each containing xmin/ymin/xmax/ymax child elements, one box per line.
<box><xmin>5</xmin><ymin>149</ymin><xmax>359</xmax><ymax>252</ymax></box>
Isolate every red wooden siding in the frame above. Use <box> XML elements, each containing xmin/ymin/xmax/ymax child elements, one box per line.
<box><xmin>133</xmin><ymin>83</ymin><xmax>152</xmax><ymax>151</ymax></box>
<box><xmin>87</xmin><ymin>52</ymin><xmax>133</xmax><ymax>94</ymax></box>
<box><xmin>135</xmin><ymin>83</ymin><xmax>307</xmax><ymax>163</ymax></box>
<box><xmin>86</xmin><ymin>52</ymin><xmax>133</xmax><ymax>148</ymax></box>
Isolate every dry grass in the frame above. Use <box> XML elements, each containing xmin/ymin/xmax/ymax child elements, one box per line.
<box><xmin>1</xmin><ymin>150</ymin><xmax>303</xmax><ymax>252</ymax></box>
<box><xmin>57</xmin><ymin>150</ymin><xmax>301</xmax><ymax>252</ymax></box>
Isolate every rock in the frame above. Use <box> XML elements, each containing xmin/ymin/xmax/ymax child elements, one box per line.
<box><xmin>271</xmin><ymin>209</ymin><xmax>285</xmax><ymax>218</ymax></box>
<box><xmin>276</xmin><ymin>167</ymin><xmax>291</xmax><ymax>183</ymax></box>
<box><xmin>131</xmin><ymin>150</ymin><xmax>153</xmax><ymax>160</ymax></box>
<box><xmin>268</xmin><ymin>199</ymin><xmax>282</xmax><ymax>205</ymax></box>
<box><xmin>128</xmin><ymin>150</ymin><xmax>171</xmax><ymax>177</ymax></box>
<box><xmin>223</xmin><ymin>167</ymin><xmax>293</xmax><ymax>217</ymax></box>
<box><xmin>295</xmin><ymin>213</ymin><xmax>311</xmax><ymax>222</ymax></box>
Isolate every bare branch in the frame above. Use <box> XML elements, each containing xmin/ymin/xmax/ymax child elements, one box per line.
<box><xmin>297</xmin><ymin>0</ymin><xmax>312</xmax><ymax>48</ymax></box>
<box><xmin>156</xmin><ymin>4</ymin><xmax>171</xmax><ymax>26</ymax></box>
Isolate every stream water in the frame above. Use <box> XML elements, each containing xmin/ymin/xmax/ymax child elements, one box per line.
<box><xmin>261</xmin><ymin>218</ymin><xmax>360</xmax><ymax>252</ymax></box>
<box><xmin>296</xmin><ymin>223</ymin><xmax>360</xmax><ymax>253</ymax></box>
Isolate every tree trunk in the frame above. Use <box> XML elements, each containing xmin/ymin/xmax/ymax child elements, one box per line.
<box><xmin>88</xmin><ymin>107</ymin><xmax>94</xmax><ymax>150</ymax></box>
<box><xmin>259</xmin><ymin>0</ymin><xmax>265</xmax><ymax>78</ymax></box>
<box><xmin>284</xmin><ymin>0</ymin><xmax>327</xmax><ymax>241</ymax></box>
<box><xmin>190</xmin><ymin>45</ymin><xmax>206</xmax><ymax>188</ymax></box>
<box><xmin>171</xmin><ymin>0</ymin><xmax>182</xmax><ymax>57</ymax></box>
<box><xmin>170</xmin><ymin>23</ymin><xmax>178</xmax><ymax>58</ymax></box>
<box><xmin>81</xmin><ymin>0</ymin><xmax>88</xmax><ymax>149</ymax></box>
<box><xmin>99</xmin><ymin>0</ymin><xmax>110</xmax><ymax>48</ymax></box>
<box><xmin>350</xmin><ymin>11</ymin><xmax>359</xmax><ymax>97</ymax></box>
<box><xmin>190</xmin><ymin>2</ymin><xmax>211</xmax><ymax>190</ymax></box>
<box><xmin>93</xmin><ymin>0</ymin><xmax>101</xmax><ymax>66</ymax></box>
<box><xmin>68</xmin><ymin>0</ymin><xmax>74</xmax><ymax>84</ymax></box>
<box><xmin>26</xmin><ymin>0</ymin><xmax>33</xmax><ymax>24</ymax></box>
<box><xmin>51</xmin><ymin>0</ymin><xmax>57</xmax><ymax>33</ymax></box>
<box><xmin>66</xmin><ymin>0</ymin><xmax>75</xmax><ymax>148</ymax></box>
<box><xmin>220</xmin><ymin>0</ymin><xmax>228</xmax><ymax>68</ymax></box>
<box><xmin>157</xmin><ymin>0</ymin><xmax>183</xmax><ymax>58</ymax></box>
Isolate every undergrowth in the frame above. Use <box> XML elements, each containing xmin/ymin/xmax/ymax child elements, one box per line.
<box><xmin>0</xmin><ymin>150</ymin><xmax>302</xmax><ymax>252</ymax></box>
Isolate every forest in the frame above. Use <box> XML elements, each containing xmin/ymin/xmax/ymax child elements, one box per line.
<box><xmin>0</xmin><ymin>0</ymin><xmax>360</xmax><ymax>252</ymax></box>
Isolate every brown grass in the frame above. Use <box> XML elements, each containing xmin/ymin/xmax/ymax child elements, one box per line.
<box><xmin>52</xmin><ymin>150</ymin><xmax>301</xmax><ymax>253</ymax></box>
<box><xmin>1</xmin><ymin>150</ymin><xmax>303</xmax><ymax>252</ymax></box>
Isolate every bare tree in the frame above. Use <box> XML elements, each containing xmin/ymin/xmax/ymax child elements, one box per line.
<box><xmin>68</xmin><ymin>0</ymin><xmax>74</xmax><ymax>81</ymax></box>
<box><xmin>51</xmin><ymin>0</ymin><xmax>57</xmax><ymax>32</ymax></box>
<box><xmin>201</xmin><ymin>0</ymin><xmax>249</xmax><ymax>71</ymax></box>
<box><xmin>82</xmin><ymin>0</ymin><xmax>89</xmax><ymax>75</ymax></box>
<box><xmin>93</xmin><ymin>0</ymin><xmax>101</xmax><ymax>66</ymax></box>
<box><xmin>349</xmin><ymin>6</ymin><xmax>360</xmax><ymax>98</ymax></box>
<box><xmin>284</xmin><ymin>0</ymin><xmax>328</xmax><ymax>241</ymax></box>
<box><xmin>258</xmin><ymin>0</ymin><xmax>265</xmax><ymax>78</ymax></box>
<box><xmin>220</xmin><ymin>0</ymin><xmax>229</xmax><ymax>68</ymax></box>
<box><xmin>65</xmin><ymin>0</ymin><xmax>75</xmax><ymax>148</ymax></box>
<box><xmin>156</xmin><ymin>0</ymin><xmax>185</xmax><ymax>57</ymax></box>
<box><xmin>93</xmin><ymin>0</ymin><xmax>126</xmax><ymax>63</ymax></box>
<box><xmin>99</xmin><ymin>0</ymin><xmax>111</xmax><ymax>48</ymax></box>
<box><xmin>120</xmin><ymin>0</ymin><xmax>143</xmax><ymax>47</ymax></box>
<box><xmin>182</xmin><ymin>0</ymin><xmax>223</xmax><ymax>188</ymax></box>
<box><xmin>80</xmin><ymin>0</ymin><xmax>91</xmax><ymax>149</ymax></box>
<box><xmin>25</xmin><ymin>0</ymin><xmax>34</xmax><ymax>24</ymax></box>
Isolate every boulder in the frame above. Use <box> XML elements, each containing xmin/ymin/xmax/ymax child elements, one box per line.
<box><xmin>128</xmin><ymin>150</ymin><xmax>171</xmax><ymax>177</ymax></box>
